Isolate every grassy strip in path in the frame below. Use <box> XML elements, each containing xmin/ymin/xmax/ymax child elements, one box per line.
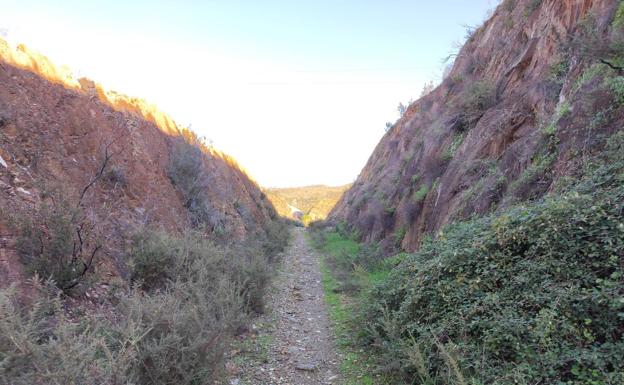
<box><xmin>310</xmin><ymin>230</ymin><xmax>392</xmax><ymax>385</ymax></box>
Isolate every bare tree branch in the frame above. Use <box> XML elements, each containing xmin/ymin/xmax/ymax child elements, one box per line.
<box><xmin>63</xmin><ymin>244</ymin><xmax>101</xmax><ymax>290</ymax></box>
<box><xmin>599</xmin><ymin>58</ymin><xmax>624</xmax><ymax>73</ymax></box>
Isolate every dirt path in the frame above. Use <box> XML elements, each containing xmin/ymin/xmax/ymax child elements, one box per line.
<box><xmin>228</xmin><ymin>228</ymin><xmax>340</xmax><ymax>385</ymax></box>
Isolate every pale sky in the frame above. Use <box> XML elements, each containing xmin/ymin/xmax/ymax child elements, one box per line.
<box><xmin>0</xmin><ymin>0</ymin><xmax>499</xmax><ymax>187</ymax></box>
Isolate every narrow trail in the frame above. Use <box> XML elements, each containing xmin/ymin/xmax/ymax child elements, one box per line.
<box><xmin>230</xmin><ymin>228</ymin><xmax>340</xmax><ymax>385</ymax></box>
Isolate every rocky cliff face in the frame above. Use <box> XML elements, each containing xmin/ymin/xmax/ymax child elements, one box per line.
<box><xmin>329</xmin><ymin>0</ymin><xmax>624</xmax><ymax>252</ymax></box>
<box><xmin>0</xmin><ymin>39</ymin><xmax>277</xmax><ymax>284</ymax></box>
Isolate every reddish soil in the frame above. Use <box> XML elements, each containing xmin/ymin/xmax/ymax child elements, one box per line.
<box><xmin>0</xmin><ymin>39</ymin><xmax>277</xmax><ymax>287</ymax></box>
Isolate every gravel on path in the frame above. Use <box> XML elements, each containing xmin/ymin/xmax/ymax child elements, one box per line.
<box><xmin>227</xmin><ymin>228</ymin><xmax>341</xmax><ymax>385</ymax></box>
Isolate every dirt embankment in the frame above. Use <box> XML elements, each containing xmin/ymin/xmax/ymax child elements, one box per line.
<box><xmin>0</xmin><ymin>38</ymin><xmax>278</xmax><ymax>285</ymax></box>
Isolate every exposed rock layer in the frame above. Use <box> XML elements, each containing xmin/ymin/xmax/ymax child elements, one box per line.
<box><xmin>329</xmin><ymin>0</ymin><xmax>623</xmax><ymax>252</ymax></box>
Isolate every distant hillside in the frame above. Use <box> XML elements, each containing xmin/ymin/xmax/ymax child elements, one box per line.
<box><xmin>265</xmin><ymin>184</ymin><xmax>350</xmax><ymax>224</ymax></box>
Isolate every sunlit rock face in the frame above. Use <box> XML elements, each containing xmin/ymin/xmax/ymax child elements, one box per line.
<box><xmin>330</xmin><ymin>0</ymin><xmax>622</xmax><ymax>253</ymax></box>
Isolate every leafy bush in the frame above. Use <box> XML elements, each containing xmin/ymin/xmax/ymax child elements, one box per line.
<box><xmin>130</xmin><ymin>223</ymin><xmax>288</xmax><ymax>313</ymax></box>
<box><xmin>614</xmin><ymin>1</ymin><xmax>624</xmax><ymax>29</ymax></box>
<box><xmin>548</xmin><ymin>59</ymin><xmax>569</xmax><ymax>83</ymax></box>
<box><xmin>358</xmin><ymin>136</ymin><xmax>624</xmax><ymax>384</ymax></box>
<box><xmin>394</xmin><ymin>227</ymin><xmax>407</xmax><ymax>248</ymax></box>
<box><xmin>0</xmin><ymin>276</ymin><xmax>241</xmax><ymax>385</ymax></box>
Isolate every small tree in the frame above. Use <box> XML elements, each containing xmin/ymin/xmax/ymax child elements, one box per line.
<box><xmin>15</xmin><ymin>136</ymin><xmax>123</xmax><ymax>292</ymax></box>
<box><xmin>420</xmin><ymin>81</ymin><xmax>435</xmax><ymax>97</ymax></box>
<box><xmin>397</xmin><ymin>102</ymin><xmax>407</xmax><ymax>117</ymax></box>
<box><xmin>16</xmin><ymin>196</ymin><xmax>100</xmax><ymax>292</ymax></box>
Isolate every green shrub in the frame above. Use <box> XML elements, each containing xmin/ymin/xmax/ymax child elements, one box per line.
<box><xmin>0</xmin><ymin>276</ymin><xmax>243</xmax><ymax>385</ymax></box>
<box><xmin>574</xmin><ymin>64</ymin><xmax>610</xmax><ymax>91</ymax></box>
<box><xmin>130</xmin><ymin>224</ymin><xmax>288</xmax><ymax>313</ymax></box>
<box><xmin>259</xmin><ymin>218</ymin><xmax>290</xmax><ymax>261</ymax></box>
<box><xmin>413</xmin><ymin>184</ymin><xmax>430</xmax><ymax>203</ymax></box>
<box><xmin>117</xmin><ymin>277</ymin><xmax>243</xmax><ymax>385</ymax></box>
<box><xmin>509</xmin><ymin>151</ymin><xmax>557</xmax><ymax>198</ymax></box>
<box><xmin>129</xmin><ymin>230</ymin><xmax>173</xmax><ymax>289</ymax></box>
<box><xmin>540</xmin><ymin>101</ymin><xmax>570</xmax><ymax>137</ymax></box>
<box><xmin>605</xmin><ymin>76</ymin><xmax>624</xmax><ymax>104</ymax></box>
<box><xmin>442</xmin><ymin>133</ymin><xmax>465</xmax><ymax>162</ymax></box>
<box><xmin>454</xmin><ymin>80</ymin><xmax>497</xmax><ymax>130</ymax></box>
<box><xmin>613</xmin><ymin>1</ymin><xmax>624</xmax><ymax>29</ymax></box>
<box><xmin>394</xmin><ymin>227</ymin><xmax>407</xmax><ymax>248</ymax></box>
<box><xmin>2</xmin><ymin>219</ymin><xmax>290</xmax><ymax>385</ymax></box>
<box><xmin>0</xmin><ymin>280</ymin><xmax>135</xmax><ymax>385</ymax></box>
<box><xmin>358</xmin><ymin>142</ymin><xmax>624</xmax><ymax>384</ymax></box>
<box><xmin>548</xmin><ymin>59</ymin><xmax>569</xmax><ymax>83</ymax></box>
<box><xmin>15</xmin><ymin>195</ymin><xmax>101</xmax><ymax>293</ymax></box>
<box><xmin>541</xmin><ymin>122</ymin><xmax>557</xmax><ymax>136</ymax></box>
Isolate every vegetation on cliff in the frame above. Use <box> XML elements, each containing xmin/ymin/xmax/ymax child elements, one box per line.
<box><xmin>329</xmin><ymin>0</ymin><xmax>624</xmax><ymax>253</ymax></box>
<box><xmin>313</xmin><ymin>131</ymin><xmax>624</xmax><ymax>384</ymax></box>
<box><xmin>313</xmin><ymin>1</ymin><xmax>624</xmax><ymax>383</ymax></box>
<box><xmin>0</xmin><ymin>37</ymin><xmax>291</xmax><ymax>384</ymax></box>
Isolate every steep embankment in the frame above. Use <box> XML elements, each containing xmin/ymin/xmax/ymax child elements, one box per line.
<box><xmin>265</xmin><ymin>184</ymin><xmax>350</xmax><ymax>223</ymax></box>
<box><xmin>0</xmin><ymin>38</ymin><xmax>278</xmax><ymax>284</ymax></box>
<box><xmin>329</xmin><ymin>0</ymin><xmax>624</xmax><ymax>252</ymax></box>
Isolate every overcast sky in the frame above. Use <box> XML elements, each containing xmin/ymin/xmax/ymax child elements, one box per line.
<box><xmin>1</xmin><ymin>0</ymin><xmax>499</xmax><ymax>187</ymax></box>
